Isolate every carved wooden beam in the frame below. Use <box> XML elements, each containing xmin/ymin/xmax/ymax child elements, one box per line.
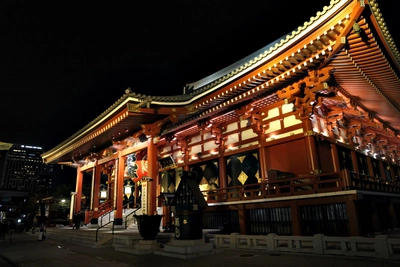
<box><xmin>177</xmin><ymin>138</ymin><xmax>189</xmax><ymax>154</ymax></box>
<box><xmin>236</xmin><ymin>105</ymin><xmax>254</xmax><ymax>120</ymax></box>
<box><xmin>277</xmin><ymin>67</ymin><xmax>340</xmax><ymax>119</ymax></box>
<box><xmin>250</xmin><ymin>113</ymin><xmax>263</xmax><ymax>134</ymax></box>
<box><xmin>235</xmin><ymin>105</ymin><xmax>263</xmax><ymax>134</ymax></box>
<box><xmin>277</xmin><ymin>84</ymin><xmax>300</xmax><ymax>99</ymax></box>
<box><xmin>202</xmin><ymin>122</ymin><xmax>225</xmax><ymax>145</ymax></box>
<box><xmin>140</xmin><ymin>120</ymin><xmax>164</xmax><ymax>138</ymax></box>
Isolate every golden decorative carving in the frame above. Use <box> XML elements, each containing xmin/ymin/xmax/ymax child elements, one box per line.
<box><xmin>140</xmin><ymin>120</ymin><xmax>164</xmax><ymax>138</ymax></box>
<box><xmin>127</xmin><ymin>103</ymin><xmax>143</xmax><ymax>113</ymax></box>
<box><xmin>238</xmin><ymin>171</ymin><xmax>248</xmax><ymax>185</ymax></box>
<box><xmin>304</xmin><ymin>130</ymin><xmax>314</xmax><ymax>136</ymax></box>
<box><xmin>127</xmin><ymin>96</ymin><xmax>152</xmax><ymax>112</ymax></box>
<box><xmin>185</xmin><ymin>104</ymin><xmax>198</xmax><ymax>114</ymax></box>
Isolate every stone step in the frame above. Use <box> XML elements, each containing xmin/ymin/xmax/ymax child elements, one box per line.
<box><xmin>45</xmin><ymin>227</ymin><xmax>112</xmax><ymax>248</ymax></box>
<box><xmin>45</xmin><ymin>225</ymin><xmax>176</xmax><ymax>252</ymax></box>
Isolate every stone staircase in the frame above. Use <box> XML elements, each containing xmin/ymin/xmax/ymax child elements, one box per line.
<box><xmin>45</xmin><ymin>225</ymin><xmax>217</xmax><ymax>257</ymax></box>
<box><xmin>45</xmin><ymin>226</ymin><xmax>175</xmax><ymax>252</ymax></box>
<box><xmin>97</xmin><ymin>207</ymin><xmax>141</xmax><ymax>229</ymax></box>
<box><xmin>45</xmin><ymin>227</ymin><xmax>114</xmax><ymax>248</ymax></box>
<box><xmin>44</xmin><ymin>207</ymin><xmax>177</xmax><ymax>252</ymax></box>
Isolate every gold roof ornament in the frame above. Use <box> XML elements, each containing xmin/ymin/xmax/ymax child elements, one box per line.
<box><xmin>0</xmin><ymin>142</ymin><xmax>13</xmax><ymax>150</ymax></box>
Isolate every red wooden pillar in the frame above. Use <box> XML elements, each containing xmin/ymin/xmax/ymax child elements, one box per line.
<box><xmin>147</xmin><ymin>137</ymin><xmax>158</xmax><ymax>215</ymax></box>
<box><xmin>331</xmin><ymin>143</ymin><xmax>350</xmax><ymax>189</ymax></box>
<box><xmin>114</xmin><ymin>154</ymin><xmax>125</xmax><ymax>225</ymax></box>
<box><xmin>379</xmin><ymin>161</ymin><xmax>386</xmax><ymax>181</ymax></box>
<box><xmin>183</xmin><ymin>150</ymin><xmax>189</xmax><ymax>171</ymax></box>
<box><xmin>366</xmin><ymin>157</ymin><xmax>374</xmax><ymax>177</ymax></box>
<box><xmin>258</xmin><ymin>146</ymin><xmax>268</xmax><ymax>180</ymax></box>
<box><xmin>389</xmin><ymin>165</ymin><xmax>396</xmax><ymax>183</ymax></box>
<box><xmin>290</xmin><ymin>201</ymin><xmax>301</xmax><ymax>235</ymax></box>
<box><xmin>351</xmin><ymin>150</ymin><xmax>360</xmax><ymax>173</ymax></box>
<box><xmin>302</xmin><ymin>119</ymin><xmax>319</xmax><ymax>174</ymax></box>
<box><xmin>90</xmin><ymin>161</ymin><xmax>101</xmax><ymax>224</ymax></box>
<box><xmin>330</xmin><ymin>143</ymin><xmax>340</xmax><ymax>172</ymax></box>
<box><xmin>218</xmin><ymin>156</ymin><xmax>227</xmax><ymax>189</ymax></box>
<box><xmin>238</xmin><ymin>204</ymin><xmax>246</xmax><ymax>234</ymax></box>
<box><xmin>75</xmin><ymin>167</ymin><xmax>83</xmax><ymax>213</ymax></box>
<box><xmin>257</xmin><ymin>130</ymin><xmax>267</xmax><ymax>181</ymax></box>
<box><xmin>346</xmin><ymin>195</ymin><xmax>361</xmax><ymax>236</ymax></box>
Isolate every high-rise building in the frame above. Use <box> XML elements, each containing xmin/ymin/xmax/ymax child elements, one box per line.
<box><xmin>0</xmin><ymin>142</ymin><xmax>47</xmax><ymax>194</ymax></box>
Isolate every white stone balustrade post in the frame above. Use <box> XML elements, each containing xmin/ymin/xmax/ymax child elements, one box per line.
<box><xmin>267</xmin><ymin>233</ymin><xmax>277</xmax><ymax>251</ymax></box>
<box><xmin>230</xmin><ymin>233</ymin><xmax>239</xmax><ymax>249</ymax></box>
<box><xmin>313</xmin><ymin>234</ymin><xmax>324</xmax><ymax>254</ymax></box>
<box><xmin>375</xmin><ymin>235</ymin><xmax>390</xmax><ymax>259</ymax></box>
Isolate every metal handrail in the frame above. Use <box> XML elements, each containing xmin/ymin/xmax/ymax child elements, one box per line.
<box><xmin>124</xmin><ymin>205</ymin><xmax>141</xmax><ymax>229</ymax></box>
<box><xmin>96</xmin><ymin>220</ymin><xmax>114</xmax><ymax>242</ymax></box>
<box><xmin>122</xmin><ymin>200</ymin><xmax>134</xmax><ymax>212</ymax></box>
<box><xmin>99</xmin><ymin>208</ymin><xmax>114</xmax><ymax>227</ymax></box>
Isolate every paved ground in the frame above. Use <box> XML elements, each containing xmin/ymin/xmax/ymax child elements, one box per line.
<box><xmin>0</xmin><ymin>231</ymin><xmax>399</xmax><ymax>267</ymax></box>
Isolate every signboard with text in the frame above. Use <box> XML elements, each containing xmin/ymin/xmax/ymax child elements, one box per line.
<box><xmin>141</xmin><ymin>181</ymin><xmax>148</xmax><ymax>215</ymax></box>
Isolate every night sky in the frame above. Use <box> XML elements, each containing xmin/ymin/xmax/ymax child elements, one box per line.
<box><xmin>1</xmin><ymin>1</ymin><xmax>399</xmax><ymax>152</ymax></box>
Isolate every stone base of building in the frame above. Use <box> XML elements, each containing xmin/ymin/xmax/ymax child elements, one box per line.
<box><xmin>130</xmin><ymin>240</ymin><xmax>161</xmax><ymax>255</ymax></box>
<box><xmin>154</xmin><ymin>237</ymin><xmax>222</xmax><ymax>259</ymax></box>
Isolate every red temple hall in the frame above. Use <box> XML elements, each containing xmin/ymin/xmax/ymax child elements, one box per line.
<box><xmin>42</xmin><ymin>0</ymin><xmax>400</xmax><ymax>237</ymax></box>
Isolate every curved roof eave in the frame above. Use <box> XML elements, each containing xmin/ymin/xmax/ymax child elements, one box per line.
<box><xmin>368</xmin><ymin>0</ymin><xmax>400</xmax><ymax>71</ymax></box>
<box><xmin>41</xmin><ymin>89</ymin><xmax>205</xmax><ymax>160</ymax></box>
<box><xmin>186</xmin><ymin>0</ymin><xmax>348</xmax><ymax>92</ymax></box>
<box><xmin>46</xmin><ymin>0</ymin><xmax>400</xmax><ymax>162</ymax></box>
<box><xmin>43</xmin><ymin>0</ymin><xmax>350</xmax><ymax>162</ymax></box>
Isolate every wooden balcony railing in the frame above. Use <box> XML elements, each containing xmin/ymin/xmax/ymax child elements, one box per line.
<box><xmin>202</xmin><ymin>171</ymin><xmax>400</xmax><ymax>204</ymax></box>
<box><xmin>348</xmin><ymin>170</ymin><xmax>400</xmax><ymax>193</ymax></box>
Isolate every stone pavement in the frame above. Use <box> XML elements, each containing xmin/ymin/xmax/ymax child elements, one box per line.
<box><xmin>0</xmin><ymin>231</ymin><xmax>399</xmax><ymax>267</ymax></box>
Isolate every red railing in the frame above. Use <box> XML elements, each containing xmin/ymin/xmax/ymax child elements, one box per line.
<box><xmin>201</xmin><ymin>171</ymin><xmax>400</xmax><ymax>204</ymax></box>
<box><xmin>95</xmin><ymin>172</ymin><xmax>400</xmax><ymax>208</ymax></box>
<box><xmin>98</xmin><ymin>199</ymin><xmax>113</xmax><ymax>217</ymax></box>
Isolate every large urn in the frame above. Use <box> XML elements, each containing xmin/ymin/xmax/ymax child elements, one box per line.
<box><xmin>133</xmin><ymin>214</ymin><xmax>163</xmax><ymax>240</ymax></box>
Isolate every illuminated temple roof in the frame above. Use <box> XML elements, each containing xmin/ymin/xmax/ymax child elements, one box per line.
<box><xmin>42</xmin><ymin>0</ymin><xmax>400</xmax><ymax>164</ymax></box>
<box><xmin>0</xmin><ymin>142</ymin><xmax>13</xmax><ymax>151</ymax></box>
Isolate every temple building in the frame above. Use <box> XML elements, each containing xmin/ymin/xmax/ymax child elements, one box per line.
<box><xmin>42</xmin><ymin>0</ymin><xmax>400</xmax><ymax>236</ymax></box>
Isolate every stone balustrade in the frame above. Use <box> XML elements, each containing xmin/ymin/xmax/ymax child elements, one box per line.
<box><xmin>213</xmin><ymin>233</ymin><xmax>400</xmax><ymax>260</ymax></box>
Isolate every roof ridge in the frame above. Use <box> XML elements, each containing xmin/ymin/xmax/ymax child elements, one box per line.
<box><xmin>185</xmin><ymin>0</ymin><xmax>343</xmax><ymax>93</ymax></box>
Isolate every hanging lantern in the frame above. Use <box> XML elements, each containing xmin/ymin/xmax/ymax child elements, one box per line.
<box><xmin>124</xmin><ymin>180</ymin><xmax>132</xmax><ymax>199</ymax></box>
<box><xmin>100</xmin><ymin>185</ymin><xmax>107</xmax><ymax>199</ymax></box>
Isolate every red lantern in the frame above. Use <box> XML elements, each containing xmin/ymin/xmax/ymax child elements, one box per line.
<box><xmin>134</xmin><ymin>149</ymin><xmax>148</xmax><ymax>182</ymax></box>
